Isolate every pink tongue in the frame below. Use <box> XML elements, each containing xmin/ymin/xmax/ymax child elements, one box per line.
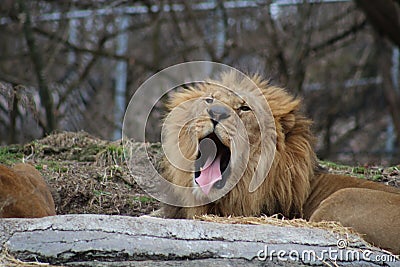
<box><xmin>195</xmin><ymin>155</ymin><xmax>222</xmax><ymax>195</ymax></box>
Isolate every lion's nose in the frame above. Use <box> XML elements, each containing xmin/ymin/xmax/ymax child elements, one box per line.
<box><xmin>207</xmin><ymin>105</ymin><xmax>230</xmax><ymax>122</ymax></box>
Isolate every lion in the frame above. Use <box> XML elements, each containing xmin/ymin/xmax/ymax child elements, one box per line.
<box><xmin>157</xmin><ymin>71</ymin><xmax>400</xmax><ymax>254</ymax></box>
<box><xmin>0</xmin><ymin>163</ymin><xmax>56</xmax><ymax>218</ymax></box>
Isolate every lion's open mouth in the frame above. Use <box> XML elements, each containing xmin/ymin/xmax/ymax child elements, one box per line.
<box><xmin>194</xmin><ymin>132</ymin><xmax>231</xmax><ymax>195</ymax></box>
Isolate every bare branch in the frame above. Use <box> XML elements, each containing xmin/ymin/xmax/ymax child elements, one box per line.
<box><xmin>33</xmin><ymin>26</ymin><xmax>158</xmax><ymax>71</ymax></box>
<box><xmin>182</xmin><ymin>2</ymin><xmax>217</xmax><ymax>61</ymax></box>
<box><xmin>18</xmin><ymin>0</ymin><xmax>56</xmax><ymax>133</ymax></box>
<box><xmin>309</xmin><ymin>20</ymin><xmax>367</xmax><ymax>56</ymax></box>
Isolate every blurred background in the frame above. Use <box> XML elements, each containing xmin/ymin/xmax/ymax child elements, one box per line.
<box><xmin>0</xmin><ymin>0</ymin><xmax>399</xmax><ymax>165</ymax></box>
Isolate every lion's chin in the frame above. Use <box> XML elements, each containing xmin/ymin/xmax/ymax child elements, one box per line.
<box><xmin>194</xmin><ymin>132</ymin><xmax>231</xmax><ymax>196</ymax></box>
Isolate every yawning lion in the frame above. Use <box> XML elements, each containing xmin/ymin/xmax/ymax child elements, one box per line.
<box><xmin>159</xmin><ymin>71</ymin><xmax>400</xmax><ymax>254</ymax></box>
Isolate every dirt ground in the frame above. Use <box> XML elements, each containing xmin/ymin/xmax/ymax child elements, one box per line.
<box><xmin>1</xmin><ymin>131</ymin><xmax>399</xmax><ymax>217</ymax></box>
<box><xmin>1</xmin><ymin>131</ymin><xmax>161</xmax><ymax>216</ymax></box>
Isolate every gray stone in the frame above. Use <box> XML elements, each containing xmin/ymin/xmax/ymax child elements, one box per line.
<box><xmin>0</xmin><ymin>215</ymin><xmax>398</xmax><ymax>266</ymax></box>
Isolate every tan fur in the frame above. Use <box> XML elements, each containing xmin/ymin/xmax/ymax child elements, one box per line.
<box><xmin>310</xmin><ymin>188</ymin><xmax>400</xmax><ymax>254</ymax></box>
<box><xmin>0</xmin><ymin>163</ymin><xmax>56</xmax><ymax>218</ymax></box>
<box><xmin>160</xmin><ymin>72</ymin><xmax>400</xmax><ymax>253</ymax></box>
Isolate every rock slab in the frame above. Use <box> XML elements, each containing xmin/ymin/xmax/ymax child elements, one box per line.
<box><xmin>0</xmin><ymin>215</ymin><xmax>398</xmax><ymax>266</ymax></box>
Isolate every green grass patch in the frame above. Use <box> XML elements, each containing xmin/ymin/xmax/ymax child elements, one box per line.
<box><xmin>371</xmin><ymin>174</ymin><xmax>383</xmax><ymax>181</ymax></box>
<box><xmin>35</xmin><ymin>160</ymin><xmax>69</xmax><ymax>173</ymax></box>
<box><xmin>35</xmin><ymin>164</ymin><xmax>43</xmax><ymax>170</ymax></box>
<box><xmin>319</xmin><ymin>160</ymin><xmax>351</xmax><ymax>171</ymax></box>
<box><xmin>133</xmin><ymin>195</ymin><xmax>154</xmax><ymax>204</ymax></box>
<box><xmin>319</xmin><ymin>160</ymin><xmax>385</xmax><ymax>180</ymax></box>
<box><xmin>106</xmin><ymin>144</ymin><xmax>124</xmax><ymax>156</ymax></box>
<box><xmin>93</xmin><ymin>190</ymin><xmax>112</xmax><ymax>196</ymax></box>
<box><xmin>96</xmin><ymin>143</ymin><xmax>125</xmax><ymax>165</ymax></box>
<box><xmin>352</xmin><ymin>166</ymin><xmax>366</xmax><ymax>174</ymax></box>
<box><xmin>0</xmin><ymin>145</ymin><xmax>24</xmax><ymax>165</ymax></box>
<box><xmin>387</xmin><ymin>166</ymin><xmax>399</xmax><ymax>172</ymax></box>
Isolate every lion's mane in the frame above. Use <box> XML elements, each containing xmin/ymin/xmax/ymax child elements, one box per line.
<box><xmin>161</xmin><ymin>72</ymin><xmax>317</xmax><ymax>219</ymax></box>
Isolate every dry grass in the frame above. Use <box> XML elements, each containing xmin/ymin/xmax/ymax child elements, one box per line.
<box><xmin>196</xmin><ymin>214</ymin><xmax>361</xmax><ymax>238</ymax></box>
<box><xmin>0</xmin><ymin>249</ymin><xmax>57</xmax><ymax>267</ymax></box>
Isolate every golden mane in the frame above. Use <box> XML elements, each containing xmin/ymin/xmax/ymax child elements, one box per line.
<box><xmin>161</xmin><ymin>72</ymin><xmax>317</xmax><ymax>218</ymax></box>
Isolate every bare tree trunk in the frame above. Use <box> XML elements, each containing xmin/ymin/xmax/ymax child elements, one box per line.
<box><xmin>8</xmin><ymin>88</ymin><xmax>18</xmax><ymax>144</ymax></box>
<box><xmin>264</xmin><ymin>2</ymin><xmax>289</xmax><ymax>85</ymax></box>
<box><xmin>376</xmin><ymin>39</ymin><xmax>400</xmax><ymax>145</ymax></box>
<box><xmin>18</xmin><ymin>0</ymin><xmax>56</xmax><ymax>134</ymax></box>
<box><xmin>355</xmin><ymin>0</ymin><xmax>400</xmax><ymax>47</ymax></box>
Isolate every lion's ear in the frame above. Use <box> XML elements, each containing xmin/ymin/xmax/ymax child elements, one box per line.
<box><xmin>280</xmin><ymin>113</ymin><xmax>296</xmax><ymax>134</ymax></box>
